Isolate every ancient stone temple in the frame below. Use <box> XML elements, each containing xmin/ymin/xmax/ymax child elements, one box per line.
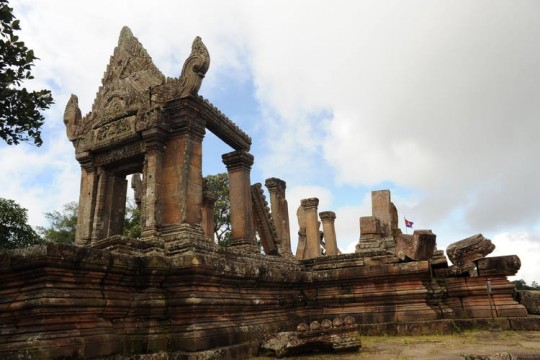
<box><xmin>0</xmin><ymin>27</ymin><xmax>537</xmax><ymax>360</ymax></box>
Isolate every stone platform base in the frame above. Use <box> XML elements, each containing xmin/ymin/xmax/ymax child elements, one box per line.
<box><xmin>96</xmin><ymin>341</ymin><xmax>259</xmax><ymax>360</ymax></box>
<box><xmin>358</xmin><ymin>316</ymin><xmax>540</xmax><ymax>336</ymax></box>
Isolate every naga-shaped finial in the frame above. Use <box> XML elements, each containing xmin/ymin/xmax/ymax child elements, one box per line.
<box><xmin>64</xmin><ymin>94</ymin><xmax>81</xmax><ymax>142</ymax></box>
<box><xmin>178</xmin><ymin>36</ymin><xmax>210</xmax><ymax>98</ymax></box>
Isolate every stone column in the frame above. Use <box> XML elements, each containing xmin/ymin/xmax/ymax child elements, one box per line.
<box><xmin>222</xmin><ymin>150</ymin><xmax>258</xmax><ymax>253</ymax></box>
<box><xmin>265</xmin><ymin>177</ymin><xmax>292</xmax><ymax>256</ymax></box>
<box><xmin>301</xmin><ymin>198</ymin><xmax>321</xmax><ymax>259</ymax></box>
<box><xmin>160</xmin><ymin>131</ymin><xmax>204</xmax><ymax>228</ymax></box>
<box><xmin>320</xmin><ymin>211</ymin><xmax>338</xmax><ymax>256</ymax></box>
<box><xmin>90</xmin><ymin>167</ymin><xmax>108</xmax><ymax>243</ymax></box>
<box><xmin>371</xmin><ymin>190</ymin><xmax>392</xmax><ymax>236</ymax></box>
<box><xmin>90</xmin><ymin>168</ymin><xmax>128</xmax><ymax>243</ymax></box>
<box><xmin>131</xmin><ymin>173</ymin><xmax>143</xmax><ymax>209</ymax></box>
<box><xmin>106</xmin><ymin>175</ymin><xmax>128</xmax><ymax>237</ymax></box>
<box><xmin>140</xmin><ymin>128</ymin><xmax>166</xmax><ymax>240</ymax></box>
<box><xmin>295</xmin><ymin>205</ymin><xmax>307</xmax><ymax>259</ymax></box>
<box><xmin>201</xmin><ymin>191</ymin><xmax>217</xmax><ymax>241</ymax></box>
<box><xmin>75</xmin><ymin>157</ymin><xmax>97</xmax><ymax>246</ymax></box>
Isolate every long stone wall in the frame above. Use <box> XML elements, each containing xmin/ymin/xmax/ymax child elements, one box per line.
<box><xmin>0</xmin><ymin>243</ymin><xmax>527</xmax><ymax>359</ymax></box>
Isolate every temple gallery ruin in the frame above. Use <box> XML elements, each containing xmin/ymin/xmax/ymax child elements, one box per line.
<box><xmin>1</xmin><ymin>27</ymin><xmax>538</xmax><ymax>359</ymax></box>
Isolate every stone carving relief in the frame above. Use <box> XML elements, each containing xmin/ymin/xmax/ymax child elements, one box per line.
<box><xmin>64</xmin><ymin>94</ymin><xmax>81</xmax><ymax>141</ymax></box>
<box><xmin>178</xmin><ymin>36</ymin><xmax>210</xmax><ymax>98</ymax></box>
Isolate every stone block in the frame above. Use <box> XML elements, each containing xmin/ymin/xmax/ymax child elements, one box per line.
<box><xmin>517</xmin><ymin>290</ymin><xmax>540</xmax><ymax>315</ymax></box>
<box><xmin>476</xmin><ymin>255</ymin><xmax>521</xmax><ymax>276</ymax></box>
<box><xmin>260</xmin><ymin>318</ymin><xmax>361</xmax><ymax>358</ymax></box>
<box><xmin>446</xmin><ymin>234</ymin><xmax>495</xmax><ymax>267</ymax></box>
<box><xmin>360</xmin><ymin>216</ymin><xmax>381</xmax><ymax>235</ymax></box>
<box><xmin>395</xmin><ymin>230</ymin><xmax>436</xmax><ymax>261</ymax></box>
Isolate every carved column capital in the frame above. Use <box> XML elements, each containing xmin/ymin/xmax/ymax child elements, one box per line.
<box><xmin>301</xmin><ymin>198</ymin><xmax>319</xmax><ymax>210</ymax></box>
<box><xmin>265</xmin><ymin>177</ymin><xmax>286</xmax><ymax>192</ymax></box>
<box><xmin>222</xmin><ymin>150</ymin><xmax>254</xmax><ymax>172</ymax></box>
<box><xmin>142</xmin><ymin>128</ymin><xmax>167</xmax><ymax>151</ymax></box>
<box><xmin>76</xmin><ymin>151</ymin><xmax>94</xmax><ymax>171</ymax></box>
<box><xmin>319</xmin><ymin>211</ymin><xmax>336</xmax><ymax>221</ymax></box>
<box><xmin>165</xmin><ymin>99</ymin><xmax>206</xmax><ymax>141</ymax></box>
<box><xmin>202</xmin><ymin>191</ymin><xmax>218</xmax><ymax>207</ymax></box>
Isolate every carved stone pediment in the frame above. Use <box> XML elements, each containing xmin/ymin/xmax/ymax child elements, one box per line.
<box><xmin>85</xmin><ymin>26</ymin><xmax>166</xmax><ymax>131</ymax></box>
<box><xmin>64</xmin><ymin>26</ymin><xmax>252</xmax><ymax>163</ymax></box>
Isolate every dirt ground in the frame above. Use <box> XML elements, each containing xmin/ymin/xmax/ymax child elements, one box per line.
<box><xmin>253</xmin><ymin>331</ymin><xmax>540</xmax><ymax>359</ymax></box>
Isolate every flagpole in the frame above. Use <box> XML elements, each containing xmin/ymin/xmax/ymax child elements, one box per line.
<box><xmin>404</xmin><ymin>216</ymin><xmax>407</xmax><ymax>234</ymax></box>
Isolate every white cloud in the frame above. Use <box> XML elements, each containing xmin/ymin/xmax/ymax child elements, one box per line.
<box><xmin>492</xmin><ymin>232</ymin><xmax>540</xmax><ymax>285</ymax></box>
<box><xmin>4</xmin><ymin>1</ymin><xmax>539</xmax><ymax>281</ymax></box>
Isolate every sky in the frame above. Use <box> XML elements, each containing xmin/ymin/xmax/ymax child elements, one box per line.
<box><xmin>3</xmin><ymin>0</ymin><xmax>539</xmax><ymax>283</ymax></box>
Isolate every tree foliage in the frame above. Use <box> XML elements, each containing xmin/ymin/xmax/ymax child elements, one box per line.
<box><xmin>513</xmin><ymin>279</ymin><xmax>540</xmax><ymax>291</ymax></box>
<box><xmin>0</xmin><ymin>197</ymin><xmax>43</xmax><ymax>250</ymax></box>
<box><xmin>203</xmin><ymin>173</ymin><xmax>230</xmax><ymax>247</ymax></box>
<box><xmin>0</xmin><ymin>0</ymin><xmax>53</xmax><ymax>146</ymax></box>
<box><xmin>124</xmin><ymin>199</ymin><xmax>141</xmax><ymax>239</ymax></box>
<box><xmin>36</xmin><ymin>201</ymin><xmax>77</xmax><ymax>244</ymax></box>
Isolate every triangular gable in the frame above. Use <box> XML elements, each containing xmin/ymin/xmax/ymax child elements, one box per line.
<box><xmin>84</xmin><ymin>26</ymin><xmax>166</xmax><ymax>130</ymax></box>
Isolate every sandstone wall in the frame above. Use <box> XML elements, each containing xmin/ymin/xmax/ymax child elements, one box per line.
<box><xmin>0</xmin><ymin>244</ymin><xmax>527</xmax><ymax>359</ymax></box>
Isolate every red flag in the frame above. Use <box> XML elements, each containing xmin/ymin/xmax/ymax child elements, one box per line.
<box><xmin>405</xmin><ymin>219</ymin><xmax>414</xmax><ymax>228</ymax></box>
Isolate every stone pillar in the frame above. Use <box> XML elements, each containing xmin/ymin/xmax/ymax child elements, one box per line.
<box><xmin>131</xmin><ymin>173</ymin><xmax>143</xmax><ymax>209</ymax></box>
<box><xmin>296</xmin><ymin>205</ymin><xmax>307</xmax><ymax>259</ymax></box>
<box><xmin>301</xmin><ymin>198</ymin><xmax>321</xmax><ymax>259</ymax></box>
<box><xmin>222</xmin><ymin>150</ymin><xmax>258</xmax><ymax>253</ymax></box>
<box><xmin>91</xmin><ymin>167</ymin><xmax>109</xmax><ymax>243</ymax></box>
<box><xmin>201</xmin><ymin>191</ymin><xmax>217</xmax><ymax>241</ymax></box>
<box><xmin>320</xmin><ymin>211</ymin><xmax>338</xmax><ymax>256</ymax></box>
<box><xmin>371</xmin><ymin>190</ymin><xmax>392</xmax><ymax>236</ymax></box>
<box><xmin>75</xmin><ymin>159</ymin><xmax>97</xmax><ymax>246</ymax></box>
<box><xmin>90</xmin><ymin>169</ymin><xmax>128</xmax><ymax>243</ymax></box>
<box><xmin>265</xmin><ymin>177</ymin><xmax>292</xmax><ymax>256</ymax></box>
<box><xmin>106</xmin><ymin>175</ymin><xmax>128</xmax><ymax>237</ymax></box>
<box><xmin>140</xmin><ymin>128</ymin><xmax>166</xmax><ymax>240</ymax></box>
<box><xmin>160</xmin><ymin>129</ymin><xmax>205</xmax><ymax>228</ymax></box>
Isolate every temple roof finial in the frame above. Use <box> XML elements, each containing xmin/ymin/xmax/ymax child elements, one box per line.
<box><xmin>118</xmin><ymin>26</ymin><xmax>135</xmax><ymax>46</ymax></box>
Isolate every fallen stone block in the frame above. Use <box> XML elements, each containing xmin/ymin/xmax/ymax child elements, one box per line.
<box><xmin>517</xmin><ymin>290</ymin><xmax>540</xmax><ymax>315</ymax></box>
<box><xmin>260</xmin><ymin>317</ymin><xmax>361</xmax><ymax>358</ymax></box>
<box><xmin>476</xmin><ymin>255</ymin><xmax>521</xmax><ymax>276</ymax></box>
<box><xmin>462</xmin><ymin>352</ymin><xmax>517</xmax><ymax>360</ymax></box>
<box><xmin>395</xmin><ymin>230</ymin><xmax>436</xmax><ymax>261</ymax></box>
<box><xmin>446</xmin><ymin>234</ymin><xmax>495</xmax><ymax>267</ymax></box>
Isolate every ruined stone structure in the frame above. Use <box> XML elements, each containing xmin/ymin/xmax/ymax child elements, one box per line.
<box><xmin>0</xmin><ymin>28</ymin><xmax>536</xmax><ymax>360</ymax></box>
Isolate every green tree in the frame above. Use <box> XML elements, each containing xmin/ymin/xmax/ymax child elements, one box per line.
<box><xmin>36</xmin><ymin>201</ymin><xmax>77</xmax><ymax>244</ymax></box>
<box><xmin>123</xmin><ymin>199</ymin><xmax>141</xmax><ymax>238</ymax></box>
<box><xmin>0</xmin><ymin>197</ymin><xmax>43</xmax><ymax>250</ymax></box>
<box><xmin>0</xmin><ymin>0</ymin><xmax>53</xmax><ymax>146</ymax></box>
<box><xmin>203</xmin><ymin>173</ymin><xmax>230</xmax><ymax>247</ymax></box>
<box><xmin>512</xmin><ymin>279</ymin><xmax>540</xmax><ymax>290</ymax></box>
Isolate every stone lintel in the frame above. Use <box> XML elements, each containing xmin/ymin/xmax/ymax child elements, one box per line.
<box><xmin>301</xmin><ymin>198</ymin><xmax>319</xmax><ymax>210</ymax></box>
<box><xmin>222</xmin><ymin>150</ymin><xmax>254</xmax><ymax>172</ymax></box>
<box><xmin>197</xmin><ymin>96</ymin><xmax>252</xmax><ymax>151</ymax></box>
<box><xmin>265</xmin><ymin>177</ymin><xmax>286</xmax><ymax>192</ymax></box>
<box><xmin>319</xmin><ymin>211</ymin><xmax>336</xmax><ymax>221</ymax></box>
